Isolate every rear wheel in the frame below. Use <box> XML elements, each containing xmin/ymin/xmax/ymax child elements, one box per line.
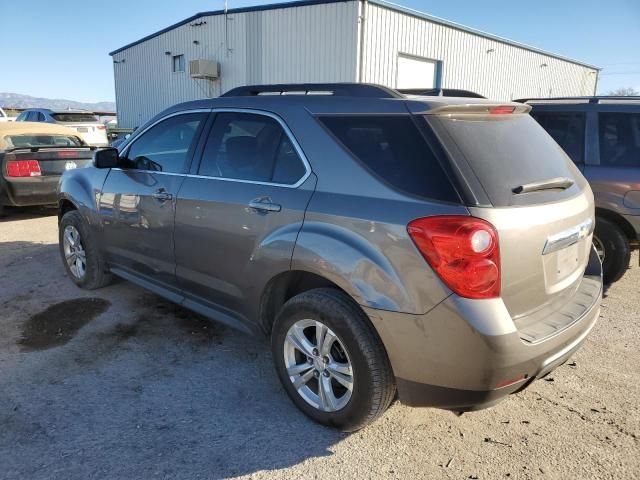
<box><xmin>271</xmin><ymin>288</ymin><xmax>395</xmax><ymax>431</ymax></box>
<box><xmin>594</xmin><ymin>217</ymin><xmax>630</xmax><ymax>284</ymax></box>
<box><xmin>59</xmin><ymin>210</ymin><xmax>112</xmax><ymax>289</ymax></box>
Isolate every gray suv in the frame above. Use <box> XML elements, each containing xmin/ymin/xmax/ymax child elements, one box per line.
<box><xmin>522</xmin><ymin>96</ymin><xmax>640</xmax><ymax>283</ymax></box>
<box><xmin>58</xmin><ymin>84</ymin><xmax>602</xmax><ymax>431</ymax></box>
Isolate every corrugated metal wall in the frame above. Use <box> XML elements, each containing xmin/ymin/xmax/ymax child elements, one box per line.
<box><xmin>112</xmin><ymin>1</ymin><xmax>359</xmax><ymax>127</ymax></box>
<box><xmin>112</xmin><ymin>0</ymin><xmax>598</xmax><ymax>127</ymax></box>
<box><xmin>360</xmin><ymin>3</ymin><xmax>598</xmax><ymax>101</ymax></box>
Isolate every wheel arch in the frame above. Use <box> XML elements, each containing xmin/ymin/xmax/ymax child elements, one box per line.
<box><xmin>58</xmin><ymin>198</ymin><xmax>78</xmax><ymax>221</ymax></box>
<box><xmin>259</xmin><ymin>270</ymin><xmax>351</xmax><ymax>334</ymax></box>
<box><xmin>595</xmin><ymin>207</ymin><xmax>636</xmax><ymax>240</ymax></box>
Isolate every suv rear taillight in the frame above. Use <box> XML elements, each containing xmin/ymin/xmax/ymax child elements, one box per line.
<box><xmin>6</xmin><ymin>160</ymin><xmax>42</xmax><ymax>177</ymax></box>
<box><xmin>407</xmin><ymin>216</ymin><xmax>500</xmax><ymax>299</ymax></box>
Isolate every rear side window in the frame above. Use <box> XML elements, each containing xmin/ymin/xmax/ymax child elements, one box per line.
<box><xmin>428</xmin><ymin>114</ymin><xmax>582</xmax><ymax>207</ymax></box>
<box><xmin>531</xmin><ymin>112</ymin><xmax>586</xmax><ymax>164</ymax></box>
<box><xmin>318</xmin><ymin>115</ymin><xmax>458</xmax><ymax>202</ymax></box>
<box><xmin>51</xmin><ymin>113</ymin><xmax>98</xmax><ymax>122</ymax></box>
<box><xmin>198</xmin><ymin>112</ymin><xmax>307</xmax><ymax>185</ymax></box>
<box><xmin>599</xmin><ymin>112</ymin><xmax>640</xmax><ymax>167</ymax></box>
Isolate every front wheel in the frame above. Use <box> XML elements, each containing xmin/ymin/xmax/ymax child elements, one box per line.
<box><xmin>271</xmin><ymin>288</ymin><xmax>395</xmax><ymax>431</ymax></box>
<box><xmin>593</xmin><ymin>217</ymin><xmax>630</xmax><ymax>284</ymax></box>
<box><xmin>59</xmin><ymin>210</ymin><xmax>112</xmax><ymax>289</ymax></box>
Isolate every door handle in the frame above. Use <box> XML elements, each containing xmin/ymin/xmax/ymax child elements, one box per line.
<box><xmin>152</xmin><ymin>189</ymin><xmax>173</xmax><ymax>202</ymax></box>
<box><xmin>248</xmin><ymin>197</ymin><xmax>281</xmax><ymax>213</ymax></box>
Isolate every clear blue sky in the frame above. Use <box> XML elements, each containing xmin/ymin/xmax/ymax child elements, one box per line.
<box><xmin>1</xmin><ymin>0</ymin><xmax>638</xmax><ymax>102</ymax></box>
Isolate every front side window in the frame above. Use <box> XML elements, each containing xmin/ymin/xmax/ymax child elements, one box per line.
<box><xmin>530</xmin><ymin>111</ymin><xmax>586</xmax><ymax>164</ymax></box>
<box><xmin>198</xmin><ymin>112</ymin><xmax>307</xmax><ymax>185</ymax></box>
<box><xmin>172</xmin><ymin>54</ymin><xmax>185</xmax><ymax>73</ymax></box>
<box><xmin>123</xmin><ymin>113</ymin><xmax>205</xmax><ymax>173</ymax></box>
<box><xmin>599</xmin><ymin>112</ymin><xmax>640</xmax><ymax>167</ymax></box>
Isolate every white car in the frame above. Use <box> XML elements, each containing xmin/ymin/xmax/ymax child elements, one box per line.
<box><xmin>0</xmin><ymin>108</ymin><xmax>14</xmax><ymax>122</ymax></box>
<box><xmin>15</xmin><ymin>108</ymin><xmax>108</xmax><ymax>146</ymax></box>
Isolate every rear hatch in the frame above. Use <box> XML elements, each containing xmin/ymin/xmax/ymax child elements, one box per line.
<box><xmin>5</xmin><ymin>148</ymin><xmax>94</xmax><ymax>176</ymax></box>
<box><xmin>422</xmin><ymin>103</ymin><xmax>595</xmax><ymax>323</ymax></box>
<box><xmin>51</xmin><ymin>112</ymin><xmax>108</xmax><ymax>146</ymax></box>
<box><xmin>3</xmin><ymin>131</ymin><xmax>94</xmax><ymax>177</ymax></box>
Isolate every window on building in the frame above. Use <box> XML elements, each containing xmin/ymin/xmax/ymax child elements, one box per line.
<box><xmin>198</xmin><ymin>112</ymin><xmax>307</xmax><ymax>185</ymax></box>
<box><xmin>172</xmin><ymin>54</ymin><xmax>185</xmax><ymax>73</ymax></box>
<box><xmin>530</xmin><ymin>112</ymin><xmax>586</xmax><ymax>164</ymax></box>
<box><xmin>599</xmin><ymin>112</ymin><xmax>640</xmax><ymax>167</ymax></box>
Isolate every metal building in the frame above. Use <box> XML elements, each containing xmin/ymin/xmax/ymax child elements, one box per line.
<box><xmin>110</xmin><ymin>0</ymin><xmax>600</xmax><ymax>128</ymax></box>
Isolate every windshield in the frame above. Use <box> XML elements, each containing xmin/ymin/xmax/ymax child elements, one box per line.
<box><xmin>6</xmin><ymin>134</ymin><xmax>84</xmax><ymax>148</ymax></box>
<box><xmin>51</xmin><ymin>113</ymin><xmax>99</xmax><ymax>122</ymax></box>
<box><xmin>427</xmin><ymin>113</ymin><xmax>585</xmax><ymax>207</ymax></box>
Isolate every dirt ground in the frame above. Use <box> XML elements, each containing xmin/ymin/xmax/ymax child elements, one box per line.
<box><xmin>0</xmin><ymin>207</ymin><xmax>638</xmax><ymax>480</ymax></box>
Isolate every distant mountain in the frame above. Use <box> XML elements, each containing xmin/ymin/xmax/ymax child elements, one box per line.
<box><xmin>0</xmin><ymin>92</ymin><xmax>115</xmax><ymax>112</ymax></box>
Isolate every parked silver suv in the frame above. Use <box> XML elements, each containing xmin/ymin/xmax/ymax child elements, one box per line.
<box><xmin>57</xmin><ymin>84</ymin><xmax>602</xmax><ymax>431</ymax></box>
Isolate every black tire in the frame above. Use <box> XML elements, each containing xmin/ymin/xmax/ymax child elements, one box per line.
<box><xmin>594</xmin><ymin>217</ymin><xmax>630</xmax><ymax>284</ymax></box>
<box><xmin>59</xmin><ymin>210</ymin><xmax>112</xmax><ymax>289</ymax></box>
<box><xmin>0</xmin><ymin>205</ymin><xmax>5</xmax><ymax>218</ymax></box>
<box><xmin>271</xmin><ymin>288</ymin><xmax>395</xmax><ymax>431</ymax></box>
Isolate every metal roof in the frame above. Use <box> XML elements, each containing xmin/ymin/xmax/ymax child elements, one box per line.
<box><xmin>109</xmin><ymin>0</ymin><xmax>350</xmax><ymax>55</ymax></box>
<box><xmin>108</xmin><ymin>0</ymin><xmax>600</xmax><ymax>71</ymax></box>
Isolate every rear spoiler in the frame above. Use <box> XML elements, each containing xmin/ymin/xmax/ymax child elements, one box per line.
<box><xmin>6</xmin><ymin>145</ymin><xmax>97</xmax><ymax>153</ymax></box>
<box><xmin>425</xmin><ymin>104</ymin><xmax>532</xmax><ymax>115</ymax></box>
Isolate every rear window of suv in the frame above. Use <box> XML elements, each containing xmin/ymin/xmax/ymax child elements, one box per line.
<box><xmin>51</xmin><ymin>113</ymin><xmax>99</xmax><ymax>122</ymax></box>
<box><xmin>318</xmin><ymin>115</ymin><xmax>459</xmax><ymax>202</ymax></box>
<box><xmin>427</xmin><ymin>113</ymin><xmax>583</xmax><ymax>207</ymax></box>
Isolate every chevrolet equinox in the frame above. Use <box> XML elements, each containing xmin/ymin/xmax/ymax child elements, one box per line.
<box><xmin>57</xmin><ymin>83</ymin><xmax>602</xmax><ymax>431</ymax></box>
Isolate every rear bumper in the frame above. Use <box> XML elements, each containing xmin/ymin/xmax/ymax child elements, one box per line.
<box><xmin>0</xmin><ymin>176</ymin><xmax>60</xmax><ymax>206</ymax></box>
<box><xmin>365</xmin><ymin>247</ymin><xmax>602</xmax><ymax>411</ymax></box>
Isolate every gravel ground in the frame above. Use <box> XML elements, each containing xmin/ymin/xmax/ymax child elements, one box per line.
<box><xmin>0</xmin><ymin>208</ymin><xmax>638</xmax><ymax>480</ymax></box>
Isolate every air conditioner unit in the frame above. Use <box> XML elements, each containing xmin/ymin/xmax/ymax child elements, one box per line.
<box><xmin>189</xmin><ymin>59</ymin><xmax>220</xmax><ymax>79</ymax></box>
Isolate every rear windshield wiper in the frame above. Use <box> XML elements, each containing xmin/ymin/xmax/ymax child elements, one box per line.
<box><xmin>512</xmin><ymin>177</ymin><xmax>574</xmax><ymax>194</ymax></box>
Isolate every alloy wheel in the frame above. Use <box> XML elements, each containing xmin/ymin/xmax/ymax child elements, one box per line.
<box><xmin>283</xmin><ymin>318</ymin><xmax>354</xmax><ymax>412</ymax></box>
<box><xmin>63</xmin><ymin>225</ymin><xmax>87</xmax><ymax>279</ymax></box>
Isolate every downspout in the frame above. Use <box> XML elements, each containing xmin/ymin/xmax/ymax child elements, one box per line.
<box><xmin>224</xmin><ymin>0</ymin><xmax>230</xmax><ymax>58</ymax></box>
<box><xmin>358</xmin><ymin>0</ymin><xmax>368</xmax><ymax>83</ymax></box>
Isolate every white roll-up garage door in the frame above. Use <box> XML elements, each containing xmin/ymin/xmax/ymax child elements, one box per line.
<box><xmin>396</xmin><ymin>54</ymin><xmax>439</xmax><ymax>89</ymax></box>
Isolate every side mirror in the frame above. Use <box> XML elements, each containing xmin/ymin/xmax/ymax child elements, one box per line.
<box><xmin>93</xmin><ymin>147</ymin><xmax>120</xmax><ymax>169</ymax></box>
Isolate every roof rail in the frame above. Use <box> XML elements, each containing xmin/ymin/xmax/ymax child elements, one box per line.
<box><xmin>516</xmin><ymin>96</ymin><xmax>640</xmax><ymax>104</ymax></box>
<box><xmin>221</xmin><ymin>83</ymin><xmax>404</xmax><ymax>98</ymax></box>
<box><xmin>397</xmin><ymin>88</ymin><xmax>486</xmax><ymax>99</ymax></box>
